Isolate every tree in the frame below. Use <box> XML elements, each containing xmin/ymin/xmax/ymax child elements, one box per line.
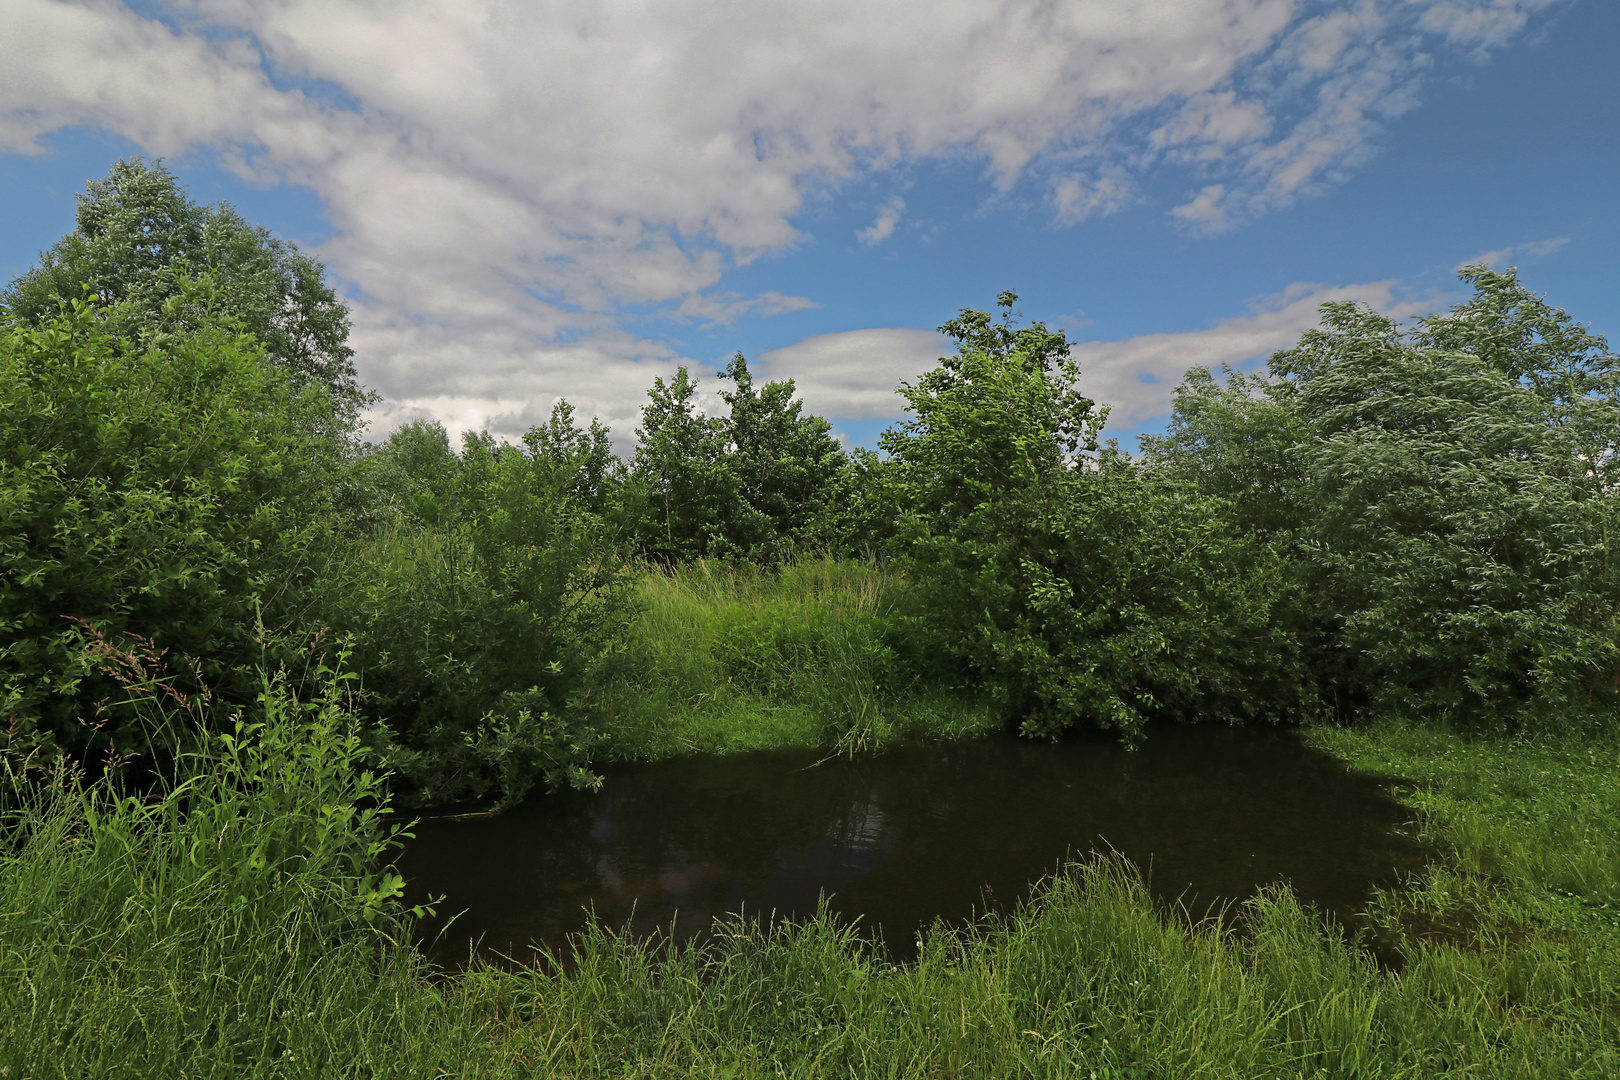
<box><xmin>334</xmin><ymin>418</ymin><xmax>465</xmax><ymax>534</ymax></box>
<box><xmin>1413</xmin><ymin>265</ymin><xmax>1620</xmax><ymax>492</ymax></box>
<box><xmin>1151</xmin><ymin>267</ymin><xmax>1620</xmax><ymax>730</ymax></box>
<box><xmin>1282</xmin><ymin>272</ymin><xmax>1620</xmax><ymax>728</ymax></box>
<box><xmin>630</xmin><ymin>366</ymin><xmax>733</xmax><ymax>563</ymax></box>
<box><xmin>0</xmin><ymin>277</ymin><xmax>344</xmax><ymax>762</ymax></box>
<box><xmin>715</xmin><ymin>352</ymin><xmax>844</xmax><ymax>561</ymax></box>
<box><xmin>629</xmin><ymin>355</ymin><xmax>844</xmax><ymax>562</ymax></box>
<box><xmin>1139</xmin><ymin>365</ymin><xmax>1309</xmax><ymax>537</ymax></box>
<box><xmin>1</xmin><ymin>158</ymin><xmax>367</xmax><ymax>430</ymax></box>
<box><xmin>884</xmin><ymin>293</ymin><xmax>1304</xmax><ymax>736</ymax></box>
<box><xmin>520</xmin><ymin>400</ymin><xmax>623</xmax><ymax>516</ymax></box>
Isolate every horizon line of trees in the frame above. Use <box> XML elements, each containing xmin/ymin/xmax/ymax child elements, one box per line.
<box><xmin>4</xmin><ymin>157</ymin><xmax>1619</xmax><ymax>806</ymax></box>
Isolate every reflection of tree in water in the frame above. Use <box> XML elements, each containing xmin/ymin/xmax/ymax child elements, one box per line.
<box><xmin>403</xmin><ymin>728</ymin><xmax>1419</xmax><ymax>965</ymax></box>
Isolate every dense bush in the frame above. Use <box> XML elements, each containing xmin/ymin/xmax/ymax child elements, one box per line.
<box><xmin>1147</xmin><ymin>268</ymin><xmax>1620</xmax><ymax>731</ymax></box>
<box><xmin>882</xmin><ymin>293</ymin><xmax>1308</xmax><ymax>737</ymax></box>
<box><xmin>630</xmin><ymin>353</ymin><xmax>844</xmax><ymax>563</ymax></box>
<box><xmin>0</xmin><ymin>280</ymin><xmax>346</xmax><ymax>762</ymax></box>
<box><xmin>333</xmin><ymin>409</ymin><xmax>635</xmax><ymax>807</ymax></box>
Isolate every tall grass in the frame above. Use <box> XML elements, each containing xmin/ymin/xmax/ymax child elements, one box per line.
<box><xmin>0</xmin><ymin>670</ymin><xmax>467</xmax><ymax>1077</ymax></box>
<box><xmin>3</xmin><ymin>678</ymin><xmax>1616</xmax><ymax>1075</ymax></box>
<box><xmin>599</xmin><ymin>558</ymin><xmax>996</xmax><ymax>759</ymax></box>
<box><xmin>430</xmin><ymin>861</ymin><xmax>1618</xmax><ymax>1078</ymax></box>
<box><xmin>1308</xmin><ymin>720</ymin><xmax>1620</xmax><ymax>957</ymax></box>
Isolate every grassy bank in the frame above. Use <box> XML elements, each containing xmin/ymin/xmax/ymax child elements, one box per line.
<box><xmin>1307</xmin><ymin>720</ymin><xmax>1620</xmax><ymax>968</ymax></box>
<box><xmin>5</xmin><ymin>671</ymin><xmax>1619</xmax><ymax>1076</ymax></box>
<box><xmin>597</xmin><ymin>558</ymin><xmax>998</xmax><ymax>760</ymax></box>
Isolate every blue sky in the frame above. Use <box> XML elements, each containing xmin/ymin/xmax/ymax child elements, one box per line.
<box><xmin>3</xmin><ymin>0</ymin><xmax>1614</xmax><ymax>451</ymax></box>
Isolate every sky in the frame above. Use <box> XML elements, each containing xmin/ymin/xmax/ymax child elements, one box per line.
<box><xmin>2</xmin><ymin>0</ymin><xmax>1615</xmax><ymax>452</ymax></box>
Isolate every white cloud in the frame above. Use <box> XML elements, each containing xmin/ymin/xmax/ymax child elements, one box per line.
<box><xmin>756</xmin><ymin>327</ymin><xmax>951</xmax><ymax>419</ymax></box>
<box><xmin>1070</xmin><ymin>280</ymin><xmax>1444</xmax><ymax>427</ymax></box>
<box><xmin>671</xmin><ymin>290</ymin><xmax>817</xmax><ymax>327</ymax></box>
<box><xmin>1052</xmin><ymin>169</ymin><xmax>1134</xmax><ymax>223</ymax></box>
<box><xmin>753</xmin><ymin>279</ymin><xmax>1448</xmax><ymax>431</ymax></box>
<box><xmin>1150</xmin><ymin>90</ymin><xmax>1272</xmax><ymax>158</ymax></box>
<box><xmin>1171</xmin><ymin>184</ymin><xmax>1232</xmax><ymax>232</ymax></box>
<box><xmin>858</xmin><ymin>196</ymin><xmax>906</xmax><ymax>246</ymax></box>
<box><xmin>0</xmin><ymin>0</ymin><xmax>1557</xmax><ymax>439</ymax></box>
<box><xmin>1414</xmin><ymin>0</ymin><xmax>1566</xmax><ymax>53</ymax></box>
<box><xmin>1457</xmin><ymin>235</ymin><xmax>1571</xmax><ymax>270</ymax></box>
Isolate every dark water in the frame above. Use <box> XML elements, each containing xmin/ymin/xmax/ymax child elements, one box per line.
<box><xmin>399</xmin><ymin>727</ymin><xmax>1420</xmax><ymax>965</ymax></box>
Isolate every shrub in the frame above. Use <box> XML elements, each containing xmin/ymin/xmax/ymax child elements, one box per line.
<box><xmin>0</xmin><ymin>280</ymin><xmax>345</xmax><ymax>762</ymax></box>
<box><xmin>334</xmin><ymin>418</ymin><xmax>634</xmax><ymax>807</ymax></box>
<box><xmin>883</xmin><ymin>293</ymin><xmax>1307</xmax><ymax>737</ymax></box>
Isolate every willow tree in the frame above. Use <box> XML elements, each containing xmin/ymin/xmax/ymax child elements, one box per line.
<box><xmin>1147</xmin><ymin>267</ymin><xmax>1620</xmax><ymax>731</ymax></box>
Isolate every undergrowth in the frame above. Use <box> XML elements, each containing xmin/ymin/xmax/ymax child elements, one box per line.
<box><xmin>598</xmin><ymin>558</ymin><xmax>997</xmax><ymax>759</ymax></box>
<box><xmin>1307</xmin><ymin>720</ymin><xmax>1620</xmax><ymax>963</ymax></box>
<box><xmin>4</xmin><ymin>678</ymin><xmax>1618</xmax><ymax>1076</ymax></box>
<box><xmin>0</xmin><ymin>669</ymin><xmax>454</xmax><ymax>1076</ymax></box>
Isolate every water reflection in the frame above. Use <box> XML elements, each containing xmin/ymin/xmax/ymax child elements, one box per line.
<box><xmin>400</xmin><ymin>726</ymin><xmax>1420</xmax><ymax>965</ymax></box>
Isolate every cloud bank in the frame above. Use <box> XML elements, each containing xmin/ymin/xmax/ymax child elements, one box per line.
<box><xmin>1071</xmin><ymin>280</ymin><xmax>1445</xmax><ymax>428</ymax></box>
<box><xmin>0</xmin><ymin>0</ymin><xmax>1563</xmax><ymax>439</ymax></box>
<box><xmin>748</xmin><ymin>280</ymin><xmax>1443</xmax><ymax>435</ymax></box>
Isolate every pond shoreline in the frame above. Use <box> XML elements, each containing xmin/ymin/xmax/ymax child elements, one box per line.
<box><xmin>400</xmin><ymin>724</ymin><xmax>1424</xmax><ymax>968</ymax></box>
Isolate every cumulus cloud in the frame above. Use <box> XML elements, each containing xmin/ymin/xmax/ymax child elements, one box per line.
<box><xmin>1052</xmin><ymin>169</ymin><xmax>1134</xmax><ymax>223</ymax></box>
<box><xmin>858</xmin><ymin>196</ymin><xmax>907</xmax><ymax>246</ymax></box>
<box><xmin>756</xmin><ymin>327</ymin><xmax>952</xmax><ymax>419</ymax></box>
<box><xmin>0</xmin><ymin>0</ymin><xmax>1558</xmax><ymax>438</ymax></box>
<box><xmin>1457</xmin><ymin>235</ymin><xmax>1571</xmax><ymax>270</ymax></box>
<box><xmin>1071</xmin><ymin>280</ymin><xmax>1443</xmax><ymax>427</ymax></box>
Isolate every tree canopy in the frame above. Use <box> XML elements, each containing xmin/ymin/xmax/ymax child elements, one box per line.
<box><xmin>1146</xmin><ymin>267</ymin><xmax>1620</xmax><ymax>730</ymax></box>
<box><xmin>630</xmin><ymin>353</ymin><xmax>843</xmax><ymax>563</ymax></box>
<box><xmin>1</xmin><ymin>158</ymin><xmax>367</xmax><ymax>430</ymax></box>
<box><xmin>0</xmin><ymin>277</ymin><xmax>345</xmax><ymax>761</ymax></box>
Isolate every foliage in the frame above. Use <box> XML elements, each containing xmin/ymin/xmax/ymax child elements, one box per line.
<box><xmin>715</xmin><ymin>352</ymin><xmax>847</xmax><ymax>559</ymax></box>
<box><xmin>599</xmin><ymin>558</ymin><xmax>995</xmax><ymax>760</ymax></box>
<box><xmin>0</xmin><ymin>157</ymin><xmax>367</xmax><ymax>429</ymax></box>
<box><xmin>884</xmin><ymin>293</ymin><xmax>1307</xmax><ymax>737</ymax></box>
<box><xmin>0</xmin><ymin>657</ymin><xmax>448</xmax><ymax>1077</ymax></box>
<box><xmin>7</xmin><ymin>699</ymin><xmax>1620</xmax><ymax>1074</ymax></box>
<box><xmin>334</xmin><ymin>410</ymin><xmax>634</xmax><ymax>808</ymax></box>
<box><xmin>333</xmin><ymin>416</ymin><xmax>466</xmax><ymax>537</ymax></box>
<box><xmin>629</xmin><ymin>365</ymin><xmax>728</xmax><ymax>562</ymax></box>
<box><xmin>1150</xmin><ymin>267</ymin><xmax>1620</xmax><ymax>730</ymax></box>
<box><xmin>1138</xmin><ymin>364</ymin><xmax>1310</xmax><ymax>537</ymax></box>
<box><xmin>519</xmin><ymin>400</ymin><xmax>624</xmax><ymax>515</ymax></box>
<box><xmin>630</xmin><ymin>354</ymin><xmax>844</xmax><ymax>563</ymax></box>
<box><xmin>0</xmin><ymin>281</ymin><xmax>344</xmax><ymax>762</ymax></box>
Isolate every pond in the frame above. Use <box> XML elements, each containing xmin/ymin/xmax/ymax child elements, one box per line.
<box><xmin>399</xmin><ymin>726</ymin><xmax>1421</xmax><ymax>965</ymax></box>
